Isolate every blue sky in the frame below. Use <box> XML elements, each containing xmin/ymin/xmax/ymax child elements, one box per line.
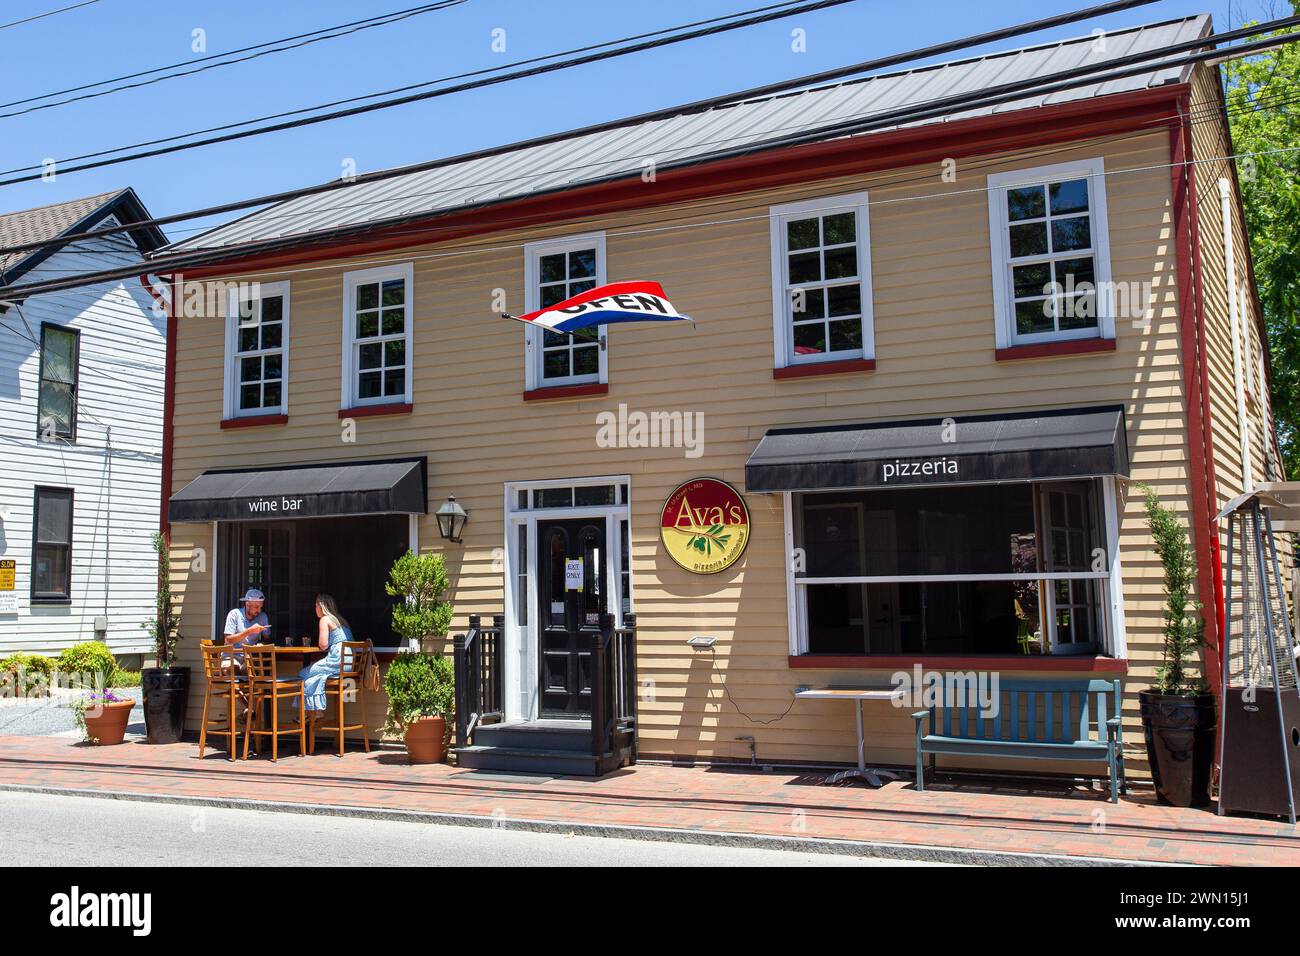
<box><xmin>0</xmin><ymin>0</ymin><xmax>1243</xmax><ymax>244</ymax></box>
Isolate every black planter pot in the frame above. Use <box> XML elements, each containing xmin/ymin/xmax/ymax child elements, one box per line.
<box><xmin>1139</xmin><ymin>690</ymin><xmax>1216</xmax><ymax>807</ymax></box>
<box><xmin>142</xmin><ymin>666</ymin><xmax>190</xmax><ymax>744</ymax></box>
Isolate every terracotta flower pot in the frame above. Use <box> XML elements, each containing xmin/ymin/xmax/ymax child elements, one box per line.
<box><xmin>82</xmin><ymin>699</ymin><xmax>136</xmax><ymax>746</ymax></box>
<box><xmin>404</xmin><ymin>715</ymin><xmax>447</xmax><ymax>764</ymax></box>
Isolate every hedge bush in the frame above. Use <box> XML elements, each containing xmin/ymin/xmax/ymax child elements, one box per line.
<box><xmin>0</xmin><ymin>652</ymin><xmax>56</xmax><ymax>696</ymax></box>
<box><xmin>56</xmin><ymin>641</ymin><xmax>117</xmax><ymax>686</ymax></box>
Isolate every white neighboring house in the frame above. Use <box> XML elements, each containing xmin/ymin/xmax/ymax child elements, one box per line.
<box><xmin>0</xmin><ymin>189</ymin><xmax>167</xmax><ymax>661</ymax></box>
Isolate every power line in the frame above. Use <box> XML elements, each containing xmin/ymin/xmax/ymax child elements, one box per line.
<box><xmin>0</xmin><ymin>0</ymin><xmax>1165</xmax><ymax>256</ymax></box>
<box><xmin>0</xmin><ymin>1</ymin><xmax>469</xmax><ymax>119</ymax></box>
<box><xmin>18</xmin><ymin>75</ymin><xmax>1294</xmax><ymax>274</ymax></box>
<box><xmin>0</xmin><ymin>0</ymin><xmax>863</xmax><ymax>185</ymax></box>
<box><xmin>0</xmin><ymin>0</ymin><xmax>832</xmax><ymax>167</ymax></box>
<box><xmin>24</xmin><ymin>133</ymin><xmax>1300</xmax><ymax>304</ymax></box>
<box><xmin>7</xmin><ymin>14</ymin><xmax>1299</xmax><ymax>299</ymax></box>
<box><xmin>0</xmin><ymin>0</ymin><xmax>98</xmax><ymax>32</ymax></box>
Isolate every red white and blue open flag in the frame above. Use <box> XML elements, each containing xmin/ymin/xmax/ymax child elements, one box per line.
<box><xmin>507</xmin><ymin>280</ymin><xmax>691</xmax><ymax>333</ymax></box>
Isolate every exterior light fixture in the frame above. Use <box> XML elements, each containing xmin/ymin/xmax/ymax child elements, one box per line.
<box><xmin>435</xmin><ymin>495</ymin><xmax>469</xmax><ymax>543</ymax></box>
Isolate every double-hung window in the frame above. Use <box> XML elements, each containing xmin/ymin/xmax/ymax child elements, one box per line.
<box><xmin>37</xmin><ymin>324</ymin><xmax>79</xmax><ymax>441</ymax></box>
<box><xmin>523</xmin><ymin>233</ymin><xmax>606</xmax><ymax>391</ymax></box>
<box><xmin>224</xmin><ymin>281</ymin><xmax>289</xmax><ymax>418</ymax></box>
<box><xmin>32</xmin><ymin>486</ymin><xmax>73</xmax><ymax>603</ymax></box>
<box><xmin>769</xmin><ymin>192</ymin><xmax>874</xmax><ymax>369</ymax></box>
<box><xmin>988</xmin><ymin>158</ymin><xmax>1114</xmax><ymax>348</ymax></box>
<box><xmin>342</xmin><ymin>263</ymin><xmax>413</xmax><ymax>408</ymax></box>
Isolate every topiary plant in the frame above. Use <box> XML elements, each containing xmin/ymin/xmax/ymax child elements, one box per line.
<box><xmin>56</xmin><ymin>641</ymin><xmax>117</xmax><ymax>689</ymax></box>
<box><xmin>1139</xmin><ymin>484</ymin><xmax>1209</xmax><ymax>696</ymax></box>
<box><xmin>382</xmin><ymin>651</ymin><xmax>454</xmax><ymax>735</ymax></box>
<box><xmin>384</xmin><ymin>550</ymin><xmax>454</xmax><ymax>650</ymax></box>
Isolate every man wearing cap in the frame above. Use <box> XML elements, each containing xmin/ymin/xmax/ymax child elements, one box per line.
<box><xmin>223</xmin><ymin>589</ymin><xmax>271</xmax><ymax>661</ymax></box>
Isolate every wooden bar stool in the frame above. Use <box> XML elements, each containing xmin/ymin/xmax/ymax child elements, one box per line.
<box><xmin>242</xmin><ymin>645</ymin><xmax>306</xmax><ymax>761</ymax></box>
<box><xmin>310</xmin><ymin>640</ymin><xmax>373</xmax><ymax>757</ymax></box>
<box><xmin>198</xmin><ymin>640</ymin><xmax>248</xmax><ymax>761</ymax></box>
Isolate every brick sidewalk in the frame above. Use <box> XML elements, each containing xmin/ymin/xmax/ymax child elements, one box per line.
<box><xmin>1</xmin><ymin>733</ymin><xmax>1296</xmax><ymax>865</ymax></box>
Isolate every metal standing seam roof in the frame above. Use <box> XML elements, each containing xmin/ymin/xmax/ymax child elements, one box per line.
<box><xmin>169</xmin><ymin>14</ymin><xmax>1210</xmax><ymax>254</ymax></box>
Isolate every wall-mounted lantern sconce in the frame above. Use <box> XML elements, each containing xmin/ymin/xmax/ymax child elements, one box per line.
<box><xmin>435</xmin><ymin>495</ymin><xmax>469</xmax><ymax>543</ymax></box>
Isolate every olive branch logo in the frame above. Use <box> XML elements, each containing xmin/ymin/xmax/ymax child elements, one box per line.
<box><xmin>670</xmin><ymin>523</ymin><xmax>732</xmax><ymax>556</ymax></box>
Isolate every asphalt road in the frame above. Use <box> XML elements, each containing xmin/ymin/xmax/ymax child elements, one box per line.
<box><xmin>0</xmin><ymin>790</ymin><xmax>946</xmax><ymax>867</ymax></box>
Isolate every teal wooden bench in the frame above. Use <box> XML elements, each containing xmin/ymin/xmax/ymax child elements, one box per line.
<box><xmin>912</xmin><ymin>678</ymin><xmax>1125</xmax><ymax>803</ymax></box>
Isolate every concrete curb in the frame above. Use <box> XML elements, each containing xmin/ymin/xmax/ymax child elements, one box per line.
<box><xmin>0</xmin><ymin>782</ymin><xmax>1170</xmax><ymax>867</ymax></box>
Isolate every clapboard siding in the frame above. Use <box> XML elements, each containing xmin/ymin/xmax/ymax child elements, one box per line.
<box><xmin>166</xmin><ymin>126</ymin><xmax>1218</xmax><ymax>772</ymax></box>
<box><xmin>0</xmin><ymin>225</ymin><xmax>165</xmax><ymax>657</ymax></box>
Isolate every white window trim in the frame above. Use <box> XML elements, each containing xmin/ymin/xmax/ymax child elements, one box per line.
<box><xmin>523</xmin><ymin>232</ymin><xmax>608</xmax><ymax>391</ymax></box>
<box><xmin>223</xmin><ymin>280</ymin><xmax>290</xmax><ymax>419</ymax></box>
<box><xmin>988</xmin><ymin>158</ymin><xmax>1115</xmax><ymax>350</ymax></box>
<box><xmin>340</xmin><ymin>262</ymin><xmax>414</xmax><ymax>408</ymax></box>
<box><xmin>769</xmin><ymin>191</ymin><xmax>875</xmax><ymax>369</ymax></box>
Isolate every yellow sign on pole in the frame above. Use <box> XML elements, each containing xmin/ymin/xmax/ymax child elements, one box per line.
<box><xmin>0</xmin><ymin>560</ymin><xmax>14</xmax><ymax>591</ymax></box>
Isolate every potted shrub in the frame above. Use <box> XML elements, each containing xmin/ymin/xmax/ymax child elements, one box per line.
<box><xmin>383</xmin><ymin>652</ymin><xmax>454</xmax><ymax>763</ymax></box>
<box><xmin>140</xmin><ymin>532</ymin><xmax>190</xmax><ymax>744</ymax></box>
<box><xmin>1137</xmin><ymin>485</ymin><xmax>1216</xmax><ymax>807</ymax></box>
<box><xmin>72</xmin><ymin>690</ymin><xmax>135</xmax><ymax>746</ymax></box>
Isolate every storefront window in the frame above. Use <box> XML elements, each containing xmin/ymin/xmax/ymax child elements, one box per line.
<box><xmin>216</xmin><ymin>515</ymin><xmax>410</xmax><ymax>649</ymax></box>
<box><xmin>794</xmin><ymin>481</ymin><xmax>1107</xmax><ymax>656</ymax></box>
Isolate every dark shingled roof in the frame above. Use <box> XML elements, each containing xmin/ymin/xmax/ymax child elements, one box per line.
<box><xmin>0</xmin><ymin>190</ymin><xmax>126</xmax><ymax>274</ymax></box>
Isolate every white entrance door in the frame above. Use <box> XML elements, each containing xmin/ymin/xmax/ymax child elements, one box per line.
<box><xmin>503</xmin><ymin>477</ymin><xmax>632</xmax><ymax>722</ymax></box>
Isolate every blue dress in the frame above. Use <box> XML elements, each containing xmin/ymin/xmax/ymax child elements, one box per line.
<box><xmin>300</xmin><ymin>619</ymin><xmax>352</xmax><ymax>711</ymax></box>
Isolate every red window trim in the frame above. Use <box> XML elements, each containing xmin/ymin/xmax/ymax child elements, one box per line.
<box><xmin>522</xmin><ymin>382</ymin><xmax>609</xmax><ymax>402</ymax></box>
<box><xmin>995</xmin><ymin>338</ymin><xmax>1116</xmax><ymax>362</ymax></box>
<box><xmin>337</xmin><ymin>402</ymin><xmax>413</xmax><ymax>419</ymax></box>
<box><xmin>220</xmin><ymin>413</ymin><xmax>288</xmax><ymax>429</ymax></box>
<box><xmin>773</xmin><ymin>358</ymin><xmax>876</xmax><ymax>380</ymax></box>
<box><xmin>788</xmin><ymin>654</ymin><xmax>1127</xmax><ymax>673</ymax></box>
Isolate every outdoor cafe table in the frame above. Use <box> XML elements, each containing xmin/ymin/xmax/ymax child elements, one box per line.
<box><xmin>794</xmin><ymin>686</ymin><xmax>909</xmax><ymax>787</ymax></box>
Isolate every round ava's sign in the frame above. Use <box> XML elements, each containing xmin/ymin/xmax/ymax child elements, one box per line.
<box><xmin>660</xmin><ymin>478</ymin><xmax>750</xmax><ymax>574</ymax></box>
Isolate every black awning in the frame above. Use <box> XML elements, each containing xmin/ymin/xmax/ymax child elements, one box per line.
<box><xmin>745</xmin><ymin>406</ymin><xmax>1128</xmax><ymax>493</ymax></box>
<box><xmin>168</xmin><ymin>457</ymin><xmax>427</xmax><ymax>523</ymax></box>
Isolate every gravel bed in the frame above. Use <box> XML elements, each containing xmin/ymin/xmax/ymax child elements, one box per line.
<box><xmin>0</xmin><ymin>687</ymin><xmax>144</xmax><ymax>738</ymax></box>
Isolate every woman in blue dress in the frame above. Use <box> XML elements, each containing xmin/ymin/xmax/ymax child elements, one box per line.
<box><xmin>300</xmin><ymin>593</ymin><xmax>353</xmax><ymax>719</ymax></box>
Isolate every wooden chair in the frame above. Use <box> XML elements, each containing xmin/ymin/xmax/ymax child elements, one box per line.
<box><xmin>309</xmin><ymin>640</ymin><xmax>373</xmax><ymax>757</ymax></box>
<box><xmin>241</xmin><ymin>644</ymin><xmax>306</xmax><ymax>761</ymax></box>
<box><xmin>198</xmin><ymin>640</ymin><xmax>249</xmax><ymax>761</ymax></box>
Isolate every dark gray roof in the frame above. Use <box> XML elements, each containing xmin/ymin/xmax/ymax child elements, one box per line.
<box><xmin>171</xmin><ymin>14</ymin><xmax>1210</xmax><ymax>253</ymax></box>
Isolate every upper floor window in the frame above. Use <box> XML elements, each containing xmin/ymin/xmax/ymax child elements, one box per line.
<box><xmin>342</xmin><ymin>263</ymin><xmax>413</xmax><ymax>407</ymax></box>
<box><xmin>523</xmin><ymin>233</ymin><xmax>606</xmax><ymax>390</ymax></box>
<box><xmin>769</xmin><ymin>192</ymin><xmax>875</xmax><ymax>368</ymax></box>
<box><xmin>32</xmin><ymin>486</ymin><xmax>73</xmax><ymax>603</ymax></box>
<box><xmin>37</xmin><ymin>324</ymin><xmax>79</xmax><ymax>442</ymax></box>
<box><xmin>988</xmin><ymin>158</ymin><xmax>1114</xmax><ymax>348</ymax></box>
<box><xmin>224</xmin><ymin>281</ymin><xmax>289</xmax><ymax>418</ymax></box>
